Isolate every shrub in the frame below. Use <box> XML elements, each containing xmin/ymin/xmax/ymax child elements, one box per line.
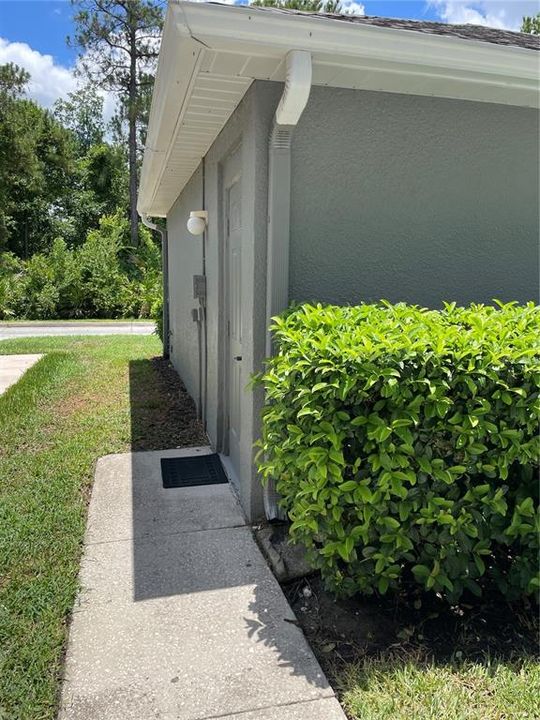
<box><xmin>0</xmin><ymin>213</ymin><xmax>161</xmax><ymax>320</ymax></box>
<box><xmin>0</xmin><ymin>252</ymin><xmax>24</xmax><ymax>319</ymax></box>
<box><xmin>77</xmin><ymin>214</ymin><xmax>132</xmax><ymax>317</ymax></box>
<box><xmin>13</xmin><ymin>252</ymin><xmax>60</xmax><ymax>319</ymax></box>
<box><xmin>257</xmin><ymin>301</ymin><xmax>540</xmax><ymax>603</ymax></box>
<box><xmin>46</xmin><ymin>238</ymin><xmax>85</xmax><ymax>318</ymax></box>
<box><xmin>121</xmin><ymin>223</ymin><xmax>162</xmax><ymax>318</ymax></box>
<box><xmin>152</xmin><ymin>296</ymin><xmax>164</xmax><ymax>343</ymax></box>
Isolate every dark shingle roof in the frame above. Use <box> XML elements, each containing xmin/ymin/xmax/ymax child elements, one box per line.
<box><xmin>318</xmin><ymin>14</ymin><xmax>540</xmax><ymax>51</ymax></box>
<box><xmin>245</xmin><ymin>6</ymin><xmax>540</xmax><ymax>52</ymax></box>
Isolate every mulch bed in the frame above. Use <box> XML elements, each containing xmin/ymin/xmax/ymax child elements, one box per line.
<box><xmin>283</xmin><ymin>574</ymin><xmax>539</xmax><ymax>676</ymax></box>
<box><xmin>129</xmin><ymin>357</ymin><xmax>207</xmax><ymax>451</ymax></box>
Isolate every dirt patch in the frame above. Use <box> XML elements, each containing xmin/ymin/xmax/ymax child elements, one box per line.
<box><xmin>129</xmin><ymin>357</ymin><xmax>207</xmax><ymax>450</ymax></box>
<box><xmin>283</xmin><ymin>574</ymin><xmax>539</xmax><ymax>679</ymax></box>
<box><xmin>54</xmin><ymin>392</ymin><xmax>94</xmax><ymax>419</ymax></box>
<box><xmin>284</xmin><ymin>576</ymin><xmax>397</xmax><ymax>667</ymax></box>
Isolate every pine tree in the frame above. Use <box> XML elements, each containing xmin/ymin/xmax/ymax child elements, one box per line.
<box><xmin>53</xmin><ymin>84</ymin><xmax>105</xmax><ymax>153</ymax></box>
<box><xmin>70</xmin><ymin>0</ymin><xmax>163</xmax><ymax>245</ymax></box>
<box><xmin>521</xmin><ymin>13</ymin><xmax>540</xmax><ymax>35</ymax></box>
<box><xmin>0</xmin><ymin>63</ymin><xmax>30</xmax><ymax>100</ymax></box>
<box><xmin>251</xmin><ymin>0</ymin><xmax>343</xmax><ymax>12</ymax></box>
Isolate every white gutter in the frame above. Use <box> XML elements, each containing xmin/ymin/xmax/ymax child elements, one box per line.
<box><xmin>137</xmin><ymin>4</ymin><xmax>204</xmax><ymax>217</ymax></box>
<box><xmin>264</xmin><ymin>49</ymin><xmax>312</xmax><ymax>521</ymax></box>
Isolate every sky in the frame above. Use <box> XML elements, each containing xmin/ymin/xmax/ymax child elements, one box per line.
<box><xmin>0</xmin><ymin>0</ymin><xmax>537</xmax><ymax>111</ymax></box>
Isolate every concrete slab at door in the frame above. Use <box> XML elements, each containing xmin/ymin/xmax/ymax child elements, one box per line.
<box><xmin>84</xmin><ymin>448</ymin><xmax>246</xmax><ymax>543</ymax></box>
<box><xmin>0</xmin><ymin>354</ymin><xmax>43</xmax><ymax>395</ymax></box>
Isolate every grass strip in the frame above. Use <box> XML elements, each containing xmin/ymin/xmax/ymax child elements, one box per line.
<box><xmin>338</xmin><ymin>647</ymin><xmax>540</xmax><ymax>719</ymax></box>
<box><xmin>0</xmin><ymin>335</ymin><xmax>160</xmax><ymax>720</ymax></box>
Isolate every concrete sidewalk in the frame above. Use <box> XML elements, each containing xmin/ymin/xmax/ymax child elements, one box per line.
<box><xmin>0</xmin><ymin>354</ymin><xmax>43</xmax><ymax>395</ymax></box>
<box><xmin>59</xmin><ymin>447</ymin><xmax>346</xmax><ymax>720</ymax></box>
<box><xmin>0</xmin><ymin>321</ymin><xmax>155</xmax><ymax>341</ymax></box>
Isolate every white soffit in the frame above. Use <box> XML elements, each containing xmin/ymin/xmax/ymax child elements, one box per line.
<box><xmin>138</xmin><ymin>1</ymin><xmax>539</xmax><ymax>217</ymax></box>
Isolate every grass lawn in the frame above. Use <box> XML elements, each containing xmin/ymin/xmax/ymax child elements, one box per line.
<box><xmin>338</xmin><ymin>650</ymin><xmax>540</xmax><ymax>720</ymax></box>
<box><xmin>0</xmin><ymin>335</ymin><xmax>204</xmax><ymax>720</ymax></box>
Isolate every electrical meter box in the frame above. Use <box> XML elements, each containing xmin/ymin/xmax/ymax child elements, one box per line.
<box><xmin>193</xmin><ymin>275</ymin><xmax>206</xmax><ymax>301</ymax></box>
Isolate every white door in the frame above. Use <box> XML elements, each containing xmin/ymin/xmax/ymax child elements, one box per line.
<box><xmin>226</xmin><ymin>178</ymin><xmax>242</xmax><ymax>475</ymax></box>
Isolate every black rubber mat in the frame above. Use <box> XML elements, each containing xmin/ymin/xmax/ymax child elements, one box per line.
<box><xmin>161</xmin><ymin>454</ymin><xmax>228</xmax><ymax>488</ymax></box>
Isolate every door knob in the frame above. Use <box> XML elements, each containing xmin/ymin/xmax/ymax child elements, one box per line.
<box><xmin>234</xmin><ymin>355</ymin><xmax>242</xmax><ymax>361</ymax></box>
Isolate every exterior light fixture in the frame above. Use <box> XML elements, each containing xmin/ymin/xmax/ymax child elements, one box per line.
<box><xmin>187</xmin><ymin>210</ymin><xmax>208</xmax><ymax>236</ymax></box>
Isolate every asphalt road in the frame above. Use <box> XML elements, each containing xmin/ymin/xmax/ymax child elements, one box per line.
<box><xmin>0</xmin><ymin>321</ymin><xmax>156</xmax><ymax>341</ymax></box>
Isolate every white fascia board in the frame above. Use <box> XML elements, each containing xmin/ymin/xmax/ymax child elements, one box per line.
<box><xmin>179</xmin><ymin>2</ymin><xmax>538</xmax><ymax>83</ymax></box>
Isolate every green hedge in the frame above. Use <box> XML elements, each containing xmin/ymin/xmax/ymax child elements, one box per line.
<box><xmin>257</xmin><ymin>301</ymin><xmax>540</xmax><ymax>603</ymax></box>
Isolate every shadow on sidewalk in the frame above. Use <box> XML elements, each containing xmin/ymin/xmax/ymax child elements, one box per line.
<box><xmin>126</xmin><ymin>358</ymin><xmax>329</xmax><ymax>691</ymax></box>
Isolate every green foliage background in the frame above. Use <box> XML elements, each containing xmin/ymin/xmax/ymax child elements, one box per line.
<box><xmin>521</xmin><ymin>12</ymin><xmax>540</xmax><ymax>34</ymax></box>
<box><xmin>0</xmin><ymin>60</ymin><xmax>163</xmax><ymax>321</ymax></box>
<box><xmin>0</xmin><ymin>213</ymin><xmax>161</xmax><ymax>320</ymax></box>
<box><xmin>257</xmin><ymin>301</ymin><xmax>540</xmax><ymax>603</ymax></box>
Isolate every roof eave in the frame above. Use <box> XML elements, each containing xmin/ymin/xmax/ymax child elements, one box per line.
<box><xmin>138</xmin><ymin>5</ymin><xmax>203</xmax><ymax>217</ymax></box>
<box><xmin>180</xmin><ymin>2</ymin><xmax>537</xmax><ymax>79</ymax></box>
<box><xmin>138</xmin><ymin>1</ymin><xmax>539</xmax><ymax>218</ymax></box>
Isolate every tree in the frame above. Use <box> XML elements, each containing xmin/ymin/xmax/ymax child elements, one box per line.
<box><xmin>0</xmin><ymin>62</ymin><xmax>30</xmax><ymax>99</ymax></box>
<box><xmin>0</xmin><ymin>64</ymin><xmax>34</xmax><ymax>249</ymax></box>
<box><xmin>251</xmin><ymin>0</ymin><xmax>343</xmax><ymax>12</ymax></box>
<box><xmin>109</xmin><ymin>67</ymin><xmax>154</xmax><ymax>165</ymax></box>
<box><xmin>53</xmin><ymin>84</ymin><xmax>105</xmax><ymax>152</ymax></box>
<box><xmin>70</xmin><ymin>0</ymin><xmax>164</xmax><ymax>246</ymax></box>
<box><xmin>83</xmin><ymin>143</ymin><xmax>128</xmax><ymax>212</ymax></box>
<box><xmin>0</xmin><ymin>66</ymin><xmax>77</xmax><ymax>256</ymax></box>
<box><xmin>63</xmin><ymin>142</ymin><xmax>129</xmax><ymax>245</ymax></box>
<box><xmin>521</xmin><ymin>13</ymin><xmax>540</xmax><ymax>35</ymax></box>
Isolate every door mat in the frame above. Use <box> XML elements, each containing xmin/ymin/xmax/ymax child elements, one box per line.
<box><xmin>161</xmin><ymin>454</ymin><xmax>229</xmax><ymax>489</ymax></box>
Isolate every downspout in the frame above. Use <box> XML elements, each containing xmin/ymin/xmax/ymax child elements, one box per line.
<box><xmin>264</xmin><ymin>50</ymin><xmax>312</xmax><ymax>521</ymax></box>
<box><xmin>141</xmin><ymin>213</ymin><xmax>170</xmax><ymax>360</ymax></box>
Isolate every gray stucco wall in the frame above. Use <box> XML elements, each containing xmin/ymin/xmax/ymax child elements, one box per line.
<box><xmin>167</xmin><ymin>83</ymin><xmax>269</xmax><ymax>519</ymax></box>
<box><xmin>166</xmin><ymin>80</ymin><xmax>538</xmax><ymax>521</ymax></box>
<box><xmin>168</xmin><ymin>164</ymin><xmax>203</xmax><ymax>407</ymax></box>
<box><xmin>286</xmin><ymin>85</ymin><xmax>539</xmax><ymax>307</ymax></box>
<box><xmin>203</xmin><ymin>82</ymin><xmax>266</xmax><ymax>521</ymax></box>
